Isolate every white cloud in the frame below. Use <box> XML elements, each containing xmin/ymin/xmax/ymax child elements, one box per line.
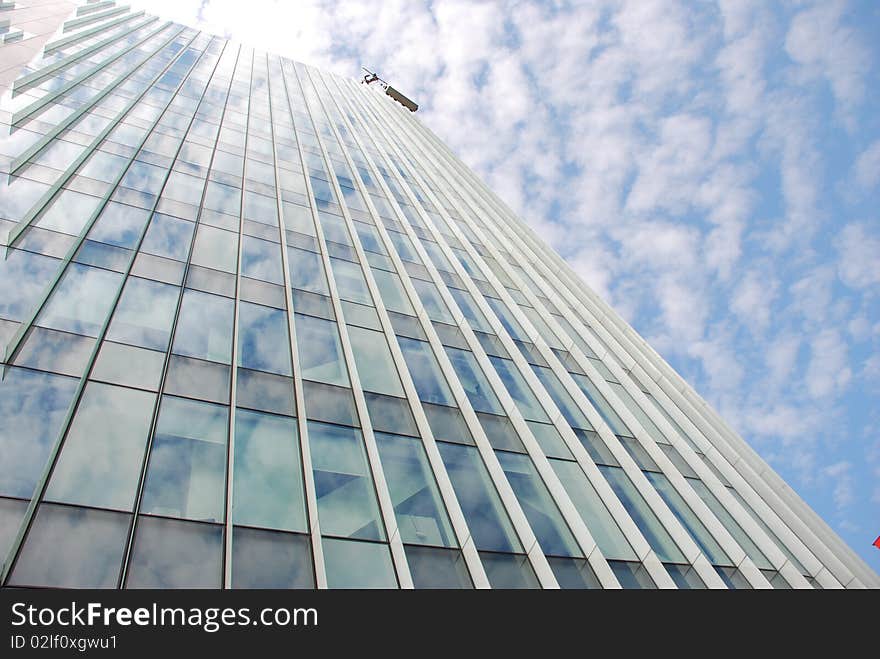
<box><xmin>835</xmin><ymin>223</ymin><xmax>880</xmax><ymax>289</ymax></box>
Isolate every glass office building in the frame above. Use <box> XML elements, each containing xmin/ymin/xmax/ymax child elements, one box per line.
<box><xmin>1</xmin><ymin>1</ymin><xmax>877</xmax><ymax>590</ymax></box>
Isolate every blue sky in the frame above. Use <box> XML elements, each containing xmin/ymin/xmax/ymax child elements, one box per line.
<box><xmin>139</xmin><ymin>0</ymin><xmax>880</xmax><ymax>574</ymax></box>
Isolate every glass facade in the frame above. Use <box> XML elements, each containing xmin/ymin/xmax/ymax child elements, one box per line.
<box><xmin>0</xmin><ymin>0</ymin><xmax>876</xmax><ymax>591</ymax></box>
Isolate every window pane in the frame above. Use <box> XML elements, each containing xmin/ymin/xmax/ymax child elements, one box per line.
<box><xmin>302</xmin><ymin>381</ymin><xmax>358</xmax><ymax>427</ymax></box>
<box><xmin>496</xmin><ymin>451</ymin><xmax>582</xmax><ymax>558</ymax></box>
<box><xmin>308</xmin><ymin>421</ymin><xmax>385</xmax><ymax>541</ymax></box>
<box><xmin>397</xmin><ymin>336</ymin><xmax>455</xmax><ymax>406</ymax></box>
<box><xmin>445</xmin><ymin>347</ymin><xmax>504</xmax><ymax>415</ymax></box>
<box><xmin>644</xmin><ymin>471</ymin><xmax>732</xmax><ymax>566</ymax></box>
<box><xmin>190</xmin><ymin>224</ymin><xmax>238</xmax><ymax>273</ymax></box>
<box><xmin>347</xmin><ymin>325</ymin><xmax>404</xmax><ymax>397</ymax></box>
<box><xmin>449</xmin><ymin>287</ymin><xmax>492</xmax><ymax>332</ymax></box>
<box><xmin>172</xmin><ymin>289</ymin><xmax>234</xmax><ymax>363</ymax></box>
<box><xmin>599</xmin><ymin>465</ymin><xmax>686</xmax><ymax>563</ymax></box>
<box><xmin>9</xmin><ymin>504</ymin><xmax>129</xmax><ymax>588</ymax></box>
<box><xmin>405</xmin><ymin>545</ymin><xmax>472</xmax><ymax>589</ymax></box>
<box><xmin>92</xmin><ymin>342</ymin><xmax>165</xmax><ymax>391</ymax></box>
<box><xmin>106</xmin><ymin>277</ymin><xmax>179</xmax><ymax>350</ymax></box>
<box><xmin>437</xmin><ymin>442</ymin><xmax>522</xmax><ymax>553</ymax></box>
<box><xmin>236</xmin><ymin>368</ymin><xmax>296</xmax><ymax>417</ymax></box>
<box><xmin>665</xmin><ymin>563</ymin><xmax>706</xmax><ymax>589</ymax></box>
<box><xmin>550</xmin><ymin>459</ymin><xmax>638</xmax><ymax>560</ymax></box>
<box><xmin>322</xmin><ymin>538</ymin><xmax>397</xmax><ymax>589</ymax></box>
<box><xmin>330</xmin><ymin>257</ymin><xmax>372</xmax><ymax>304</ymax></box>
<box><xmin>412</xmin><ymin>278</ymin><xmax>454</xmax><ymax>323</ymax></box>
<box><xmin>526</xmin><ymin>421</ymin><xmax>572</xmax><ymax>459</ymax></box>
<box><xmin>289</xmin><ymin>246</ymin><xmax>328</xmax><ymax>294</ymax></box>
<box><xmin>0</xmin><ymin>249</ymin><xmax>59</xmax><ymax>323</ymax></box>
<box><xmin>126</xmin><ymin>516</ymin><xmax>222</xmax><ymax>588</ymax></box>
<box><xmin>573</xmin><ymin>375</ymin><xmax>632</xmax><ymax>437</ymax></box>
<box><xmin>37</xmin><ymin>263</ymin><xmax>123</xmax><ymax>337</ymax></box>
<box><xmin>14</xmin><ymin>327</ymin><xmax>94</xmax><ymax>377</ymax></box>
<box><xmin>548</xmin><ymin>556</ymin><xmax>601</xmax><ymax>589</ymax></box>
<box><xmin>87</xmin><ymin>202</ymin><xmax>151</xmax><ymax>249</ymax></box>
<box><xmin>688</xmin><ymin>478</ymin><xmax>773</xmax><ymax>570</ymax></box>
<box><xmin>242</xmin><ymin>235</ymin><xmax>284</xmax><ymax>284</ymax></box>
<box><xmin>233</xmin><ymin>409</ymin><xmax>306</xmax><ymax>532</ymax></box>
<box><xmin>46</xmin><ymin>383</ymin><xmax>155</xmax><ymax>511</ymax></box>
<box><xmin>140</xmin><ymin>213</ymin><xmax>194</xmax><ymax>261</ymax></box>
<box><xmin>231</xmin><ymin>527</ymin><xmax>314</xmax><ymax>588</ymax></box>
<box><xmin>489</xmin><ymin>356</ymin><xmax>550</xmax><ymax>422</ymax></box>
<box><xmin>530</xmin><ymin>365</ymin><xmax>593</xmax><ymax>430</ymax></box>
<box><xmin>294</xmin><ymin>314</ymin><xmax>349</xmax><ymax>386</ymax></box>
<box><xmin>141</xmin><ymin>396</ymin><xmax>228</xmax><ymax>523</ymax></box>
<box><xmin>608</xmin><ymin>559</ymin><xmax>656</xmax><ymax>589</ymax></box>
<box><xmin>0</xmin><ymin>368</ymin><xmax>78</xmax><ymax>498</ymax></box>
<box><xmin>479</xmin><ymin>551</ymin><xmax>540</xmax><ymax>589</ymax></box>
<box><xmin>372</xmin><ymin>268</ymin><xmax>413</xmax><ymax>314</ymax></box>
<box><xmin>375</xmin><ymin>432</ymin><xmax>456</xmax><ymax>547</ymax></box>
<box><xmin>0</xmin><ymin>498</ymin><xmax>28</xmax><ymax>561</ymax></box>
<box><xmin>365</xmin><ymin>393</ymin><xmax>418</xmax><ymax>437</ymax></box>
<box><xmin>238</xmin><ymin>302</ymin><xmax>292</xmax><ymax>375</ymax></box>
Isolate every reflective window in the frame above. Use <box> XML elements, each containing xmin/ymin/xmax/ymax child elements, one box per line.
<box><xmin>126</xmin><ymin>516</ymin><xmax>222</xmax><ymax>588</ymax></box>
<box><xmin>141</xmin><ymin>396</ymin><xmax>228</xmax><ymax>523</ymax></box>
<box><xmin>549</xmin><ymin>556</ymin><xmax>602</xmax><ymax>589</ymax></box>
<box><xmin>14</xmin><ymin>327</ymin><xmax>94</xmax><ymax>377</ymax></box>
<box><xmin>406</xmin><ymin>545</ymin><xmax>472</xmax><ymax>589</ymax></box>
<box><xmin>92</xmin><ymin>342</ymin><xmax>165</xmax><ymax>391</ymax></box>
<box><xmin>608</xmin><ymin>560</ymin><xmax>656</xmax><ymax>589</ymax></box>
<box><xmin>289</xmin><ymin>246</ymin><xmax>328</xmax><ymax>295</ymax></box>
<box><xmin>190</xmin><ymin>224</ymin><xmax>238</xmax><ymax>273</ymax></box>
<box><xmin>46</xmin><ymin>382</ymin><xmax>155</xmax><ymax>511</ymax></box>
<box><xmin>233</xmin><ymin>409</ymin><xmax>306</xmax><ymax>532</ymax></box>
<box><xmin>448</xmin><ymin>287</ymin><xmax>492</xmax><ymax>333</ymax></box>
<box><xmin>530</xmin><ymin>365</ymin><xmax>593</xmax><ymax>430</ymax></box>
<box><xmin>231</xmin><ymin>527</ymin><xmax>314</xmax><ymax>588</ymax></box>
<box><xmin>526</xmin><ymin>421</ymin><xmax>572</xmax><ymax>459</ymax></box>
<box><xmin>0</xmin><ymin>498</ymin><xmax>28</xmax><ymax>563</ymax></box>
<box><xmin>573</xmin><ymin>374</ymin><xmax>632</xmax><ymax>437</ymax></box>
<box><xmin>397</xmin><ymin>336</ymin><xmax>455</xmax><ymax>406</ymax></box>
<box><xmin>347</xmin><ymin>325</ymin><xmax>404</xmax><ymax>397</ymax></box>
<box><xmin>0</xmin><ymin>368</ymin><xmax>78</xmax><ymax>498</ymax></box>
<box><xmin>687</xmin><ymin>478</ymin><xmax>773</xmax><ymax>570</ymax></box>
<box><xmin>322</xmin><ymin>538</ymin><xmax>397</xmax><ymax>589</ymax></box>
<box><xmin>87</xmin><ymin>202</ymin><xmax>151</xmax><ymax>249</ymax></box>
<box><xmin>665</xmin><ymin>563</ymin><xmax>706</xmax><ymax>589</ymax></box>
<box><xmin>172</xmin><ymin>289</ymin><xmax>234</xmax><ymax>363</ymax></box>
<box><xmin>37</xmin><ymin>263</ymin><xmax>123</xmax><ymax>337</ymax></box>
<box><xmin>412</xmin><ymin>278</ymin><xmax>454</xmax><ymax>323</ymax></box>
<box><xmin>375</xmin><ymin>432</ymin><xmax>456</xmax><ymax>547</ymax></box>
<box><xmin>238</xmin><ymin>302</ymin><xmax>292</xmax><ymax>376</ymax></box>
<box><xmin>489</xmin><ymin>356</ymin><xmax>551</xmax><ymax>422</ymax></box>
<box><xmin>550</xmin><ymin>459</ymin><xmax>638</xmax><ymax>560</ymax></box>
<box><xmin>599</xmin><ymin>465</ymin><xmax>686</xmax><ymax>563</ymax></box>
<box><xmin>236</xmin><ymin>368</ymin><xmax>296</xmax><ymax>417</ymax></box>
<box><xmin>140</xmin><ymin>213</ymin><xmax>195</xmax><ymax>261</ymax></box>
<box><xmin>479</xmin><ymin>551</ymin><xmax>540</xmax><ymax>589</ymax></box>
<box><xmin>372</xmin><ymin>268</ymin><xmax>414</xmax><ymax>315</ymax></box>
<box><xmin>106</xmin><ymin>277</ymin><xmax>179</xmax><ymax>350</ymax></box>
<box><xmin>485</xmin><ymin>296</ymin><xmax>528</xmax><ymax>341</ymax></box>
<box><xmin>365</xmin><ymin>393</ymin><xmax>418</xmax><ymax>437</ymax></box>
<box><xmin>302</xmin><ymin>381</ymin><xmax>359</xmax><ymax>426</ymax></box>
<box><xmin>644</xmin><ymin>471</ymin><xmax>732</xmax><ymax>566</ymax></box>
<box><xmin>294</xmin><ymin>313</ymin><xmax>349</xmax><ymax>386</ymax></box>
<box><xmin>35</xmin><ymin>189</ymin><xmax>101</xmax><ymax>235</ymax></box>
<box><xmin>496</xmin><ymin>451</ymin><xmax>582</xmax><ymax>557</ymax></box>
<box><xmin>330</xmin><ymin>257</ymin><xmax>372</xmax><ymax>305</ymax></box>
<box><xmin>9</xmin><ymin>505</ymin><xmax>129</xmax><ymax>588</ymax></box>
<box><xmin>308</xmin><ymin>421</ymin><xmax>385</xmax><ymax>541</ymax></box>
<box><xmin>242</xmin><ymin>235</ymin><xmax>284</xmax><ymax>285</ymax></box>
<box><xmin>0</xmin><ymin>250</ymin><xmax>59</xmax><ymax>322</ymax></box>
<box><xmin>437</xmin><ymin>442</ymin><xmax>522</xmax><ymax>553</ymax></box>
<box><xmin>445</xmin><ymin>347</ymin><xmax>504</xmax><ymax>415</ymax></box>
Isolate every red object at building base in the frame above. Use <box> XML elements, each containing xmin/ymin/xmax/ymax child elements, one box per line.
<box><xmin>873</xmin><ymin>536</ymin><xmax>880</xmax><ymax>549</ymax></box>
